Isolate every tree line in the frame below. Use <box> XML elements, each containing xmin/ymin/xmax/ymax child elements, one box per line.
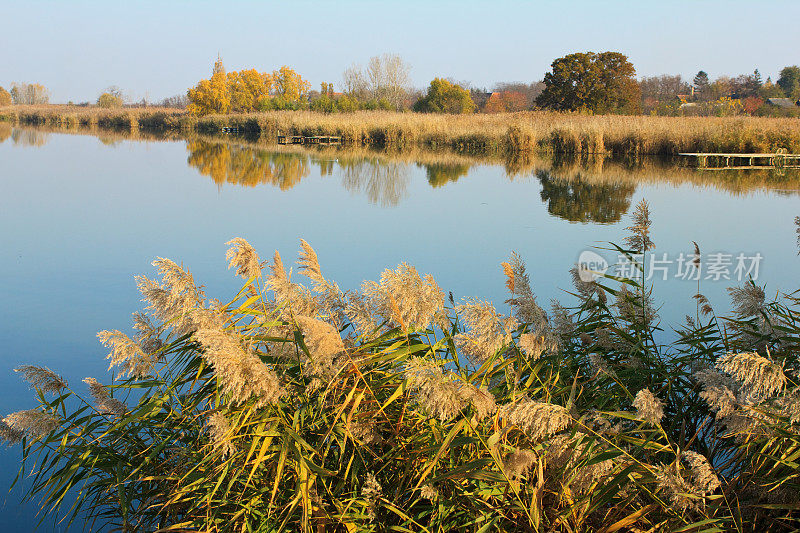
<box><xmin>3</xmin><ymin>52</ymin><xmax>800</xmax><ymax>117</ymax></box>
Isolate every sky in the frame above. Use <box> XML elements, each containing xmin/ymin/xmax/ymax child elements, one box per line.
<box><xmin>1</xmin><ymin>0</ymin><xmax>799</xmax><ymax>103</ymax></box>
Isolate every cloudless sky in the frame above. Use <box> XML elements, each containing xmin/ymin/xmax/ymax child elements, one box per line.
<box><xmin>1</xmin><ymin>0</ymin><xmax>799</xmax><ymax>103</ymax></box>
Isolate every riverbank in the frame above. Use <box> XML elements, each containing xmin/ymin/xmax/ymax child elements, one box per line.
<box><xmin>3</xmin><ymin>105</ymin><xmax>800</xmax><ymax>156</ymax></box>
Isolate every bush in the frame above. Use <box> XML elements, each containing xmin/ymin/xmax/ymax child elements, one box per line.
<box><xmin>96</xmin><ymin>92</ymin><xmax>123</xmax><ymax>109</ymax></box>
<box><xmin>4</xmin><ymin>208</ymin><xmax>800</xmax><ymax>532</ymax></box>
<box><xmin>414</xmin><ymin>78</ymin><xmax>475</xmax><ymax>114</ymax></box>
<box><xmin>309</xmin><ymin>94</ymin><xmax>338</xmax><ymax>113</ymax></box>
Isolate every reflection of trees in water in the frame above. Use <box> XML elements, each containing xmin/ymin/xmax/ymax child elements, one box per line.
<box><xmin>339</xmin><ymin>157</ymin><xmax>411</xmax><ymax>207</ymax></box>
<box><xmin>536</xmin><ymin>170</ymin><xmax>635</xmax><ymax>224</ymax></box>
<box><xmin>0</xmin><ymin>123</ymin><xmax>11</xmax><ymax>143</ymax></box>
<box><xmin>422</xmin><ymin>162</ymin><xmax>471</xmax><ymax>187</ymax></box>
<box><xmin>10</xmin><ymin>128</ymin><xmax>49</xmax><ymax>147</ymax></box>
<box><xmin>186</xmin><ymin>140</ymin><xmax>311</xmax><ymax>189</ymax></box>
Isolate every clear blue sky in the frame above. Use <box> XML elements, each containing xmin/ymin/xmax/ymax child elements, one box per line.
<box><xmin>2</xmin><ymin>0</ymin><xmax>799</xmax><ymax>103</ymax></box>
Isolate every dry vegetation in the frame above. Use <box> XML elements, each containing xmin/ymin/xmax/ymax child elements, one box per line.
<box><xmin>3</xmin><ymin>221</ymin><xmax>800</xmax><ymax>531</ymax></box>
<box><xmin>4</xmin><ymin>105</ymin><xmax>800</xmax><ymax>156</ymax></box>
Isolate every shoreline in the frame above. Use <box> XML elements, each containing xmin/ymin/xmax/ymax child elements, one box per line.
<box><xmin>3</xmin><ymin>105</ymin><xmax>800</xmax><ymax>157</ymax></box>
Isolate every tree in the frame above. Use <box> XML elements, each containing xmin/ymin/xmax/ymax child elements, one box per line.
<box><xmin>0</xmin><ymin>86</ymin><xmax>11</xmax><ymax>107</ymax></box>
<box><xmin>759</xmin><ymin>77</ymin><xmax>785</xmax><ymax>99</ymax></box>
<box><xmin>271</xmin><ymin>66</ymin><xmax>310</xmax><ymax>103</ymax></box>
<box><xmin>413</xmin><ymin>78</ymin><xmax>474</xmax><ymax>114</ymax></box>
<box><xmin>97</xmin><ymin>92</ymin><xmax>123</xmax><ymax>108</ymax></box>
<box><xmin>10</xmin><ymin>82</ymin><xmax>49</xmax><ymax>105</ymax></box>
<box><xmin>228</xmin><ymin>69</ymin><xmax>272</xmax><ymax>112</ymax></box>
<box><xmin>639</xmin><ymin>75</ymin><xmax>691</xmax><ymax>113</ymax></box>
<box><xmin>536</xmin><ymin>52</ymin><xmax>640</xmax><ymax>113</ymax></box>
<box><xmin>483</xmin><ymin>91</ymin><xmax>528</xmax><ymax>113</ymax></box>
<box><xmin>693</xmin><ymin>71</ymin><xmax>709</xmax><ymax>99</ymax></box>
<box><xmin>777</xmin><ymin>66</ymin><xmax>800</xmax><ymax>99</ymax></box>
<box><xmin>341</xmin><ymin>54</ymin><xmax>411</xmax><ymax>109</ymax></box>
<box><xmin>187</xmin><ymin>57</ymin><xmax>231</xmax><ymax>115</ymax></box>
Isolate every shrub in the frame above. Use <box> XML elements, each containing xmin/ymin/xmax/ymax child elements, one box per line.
<box><xmin>96</xmin><ymin>92</ymin><xmax>123</xmax><ymax>109</ymax></box>
<box><xmin>414</xmin><ymin>78</ymin><xmax>475</xmax><ymax>114</ymax></box>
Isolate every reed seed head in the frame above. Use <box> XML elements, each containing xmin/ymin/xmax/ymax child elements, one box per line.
<box><xmin>404</xmin><ymin>357</ymin><xmax>466</xmax><ymax>421</ymax></box>
<box><xmin>14</xmin><ymin>365</ymin><xmax>67</xmax><ymax>394</ymax></box>
<box><xmin>83</xmin><ymin>378</ymin><xmax>127</xmax><ymax>416</ymax></box>
<box><xmin>0</xmin><ymin>420</ymin><xmax>24</xmax><ymax>446</ymax></box>
<box><xmin>498</xmin><ymin>397</ymin><xmax>571</xmax><ymax>441</ymax></box>
<box><xmin>419</xmin><ymin>484</ymin><xmax>438</xmax><ymax>501</ymax></box>
<box><xmin>225</xmin><ymin>237</ymin><xmax>262</xmax><ymax>279</ymax></box>
<box><xmin>502</xmin><ymin>252</ymin><xmax>548</xmax><ymax>327</ymax></box>
<box><xmin>3</xmin><ymin>409</ymin><xmax>60</xmax><ymax>439</ymax></box>
<box><xmin>193</xmin><ymin>325</ymin><xmax>284</xmax><ymax>408</ymax></box>
<box><xmin>727</xmin><ymin>283</ymin><xmax>765</xmax><ymax>318</ymax></box>
<box><xmin>682</xmin><ymin>451</ymin><xmax>720</xmax><ymax>495</ymax></box>
<box><xmin>207</xmin><ymin>411</ymin><xmax>236</xmax><ymax>457</ymax></box>
<box><xmin>454</xmin><ymin>299</ymin><xmax>505</xmax><ymax>363</ymax></box>
<box><xmin>504</xmin><ymin>448</ymin><xmax>537</xmax><ymax>479</ymax></box>
<box><xmin>632</xmin><ymin>389</ymin><xmax>664</xmax><ymax>425</ymax></box>
<box><xmin>623</xmin><ymin>199</ymin><xmax>655</xmax><ymax>253</ymax></box>
<box><xmin>717</xmin><ymin>351</ymin><xmax>786</xmax><ymax>400</ymax></box>
<box><xmin>98</xmin><ymin>329</ymin><xmax>156</xmax><ymax>378</ymax></box>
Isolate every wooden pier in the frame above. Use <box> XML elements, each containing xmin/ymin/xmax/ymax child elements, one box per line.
<box><xmin>277</xmin><ymin>134</ymin><xmax>341</xmax><ymax>145</ymax></box>
<box><xmin>679</xmin><ymin>149</ymin><xmax>800</xmax><ymax>169</ymax></box>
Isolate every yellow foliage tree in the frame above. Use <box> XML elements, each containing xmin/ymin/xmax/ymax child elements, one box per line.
<box><xmin>0</xmin><ymin>86</ymin><xmax>11</xmax><ymax>106</ymax></box>
<box><xmin>188</xmin><ymin>60</ymin><xmax>310</xmax><ymax>115</ymax></box>
<box><xmin>228</xmin><ymin>69</ymin><xmax>273</xmax><ymax>113</ymax></box>
<box><xmin>271</xmin><ymin>66</ymin><xmax>311</xmax><ymax>103</ymax></box>
<box><xmin>187</xmin><ymin>57</ymin><xmax>231</xmax><ymax>115</ymax></box>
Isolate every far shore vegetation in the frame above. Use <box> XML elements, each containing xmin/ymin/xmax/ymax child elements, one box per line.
<box><xmin>2</xmin><ymin>52</ymin><xmax>800</xmax><ymax>157</ymax></box>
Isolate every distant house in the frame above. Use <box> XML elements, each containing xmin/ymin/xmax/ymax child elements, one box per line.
<box><xmin>767</xmin><ymin>98</ymin><xmax>800</xmax><ymax>108</ymax></box>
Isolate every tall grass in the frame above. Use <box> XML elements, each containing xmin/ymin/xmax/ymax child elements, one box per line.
<box><xmin>3</xmin><ymin>206</ymin><xmax>800</xmax><ymax>531</ymax></box>
<box><xmin>4</xmin><ymin>105</ymin><xmax>800</xmax><ymax>156</ymax></box>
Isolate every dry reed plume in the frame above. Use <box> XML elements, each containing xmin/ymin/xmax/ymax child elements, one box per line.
<box><xmin>2</xmin><ymin>217</ymin><xmax>800</xmax><ymax>532</ymax></box>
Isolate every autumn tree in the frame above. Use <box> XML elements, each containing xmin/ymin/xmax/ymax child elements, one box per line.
<box><xmin>271</xmin><ymin>65</ymin><xmax>311</xmax><ymax>103</ymax></box>
<box><xmin>228</xmin><ymin>69</ymin><xmax>272</xmax><ymax>112</ymax></box>
<box><xmin>0</xmin><ymin>86</ymin><xmax>11</xmax><ymax>106</ymax></box>
<box><xmin>413</xmin><ymin>78</ymin><xmax>474</xmax><ymax>113</ymax></box>
<box><xmin>187</xmin><ymin>57</ymin><xmax>231</xmax><ymax>115</ymax></box>
<box><xmin>10</xmin><ymin>82</ymin><xmax>49</xmax><ymax>105</ymax></box>
<box><xmin>777</xmin><ymin>66</ymin><xmax>800</xmax><ymax>99</ymax></box>
<box><xmin>536</xmin><ymin>52</ymin><xmax>640</xmax><ymax>113</ymax></box>
<box><xmin>97</xmin><ymin>92</ymin><xmax>123</xmax><ymax>108</ymax></box>
<box><xmin>483</xmin><ymin>91</ymin><xmax>528</xmax><ymax>113</ymax></box>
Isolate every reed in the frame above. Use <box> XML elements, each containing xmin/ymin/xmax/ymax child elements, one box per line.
<box><xmin>3</xmin><ymin>207</ymin><xmax>800</xmax><ymax>532</ymax></box>
<box><xmin>4</xmin><ymin>104</ymin><xmax>800</xmax><ymax>156</ymax></box>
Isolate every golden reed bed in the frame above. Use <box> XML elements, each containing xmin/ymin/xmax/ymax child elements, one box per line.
<box><xmin>4</xmin><ymin>104</ymin><xmax>800</xmax><ymax>156</ymax></box>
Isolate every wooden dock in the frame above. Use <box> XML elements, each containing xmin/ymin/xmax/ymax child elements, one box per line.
<box><xmin>679</xmin><ymin>149</ymin><xmax>800</xmax><ymax>169</ymax></box>
<box><xmin>277</xmin><ymin>134</ymin><xmax>341</xmax><ymax>145</ymax></box>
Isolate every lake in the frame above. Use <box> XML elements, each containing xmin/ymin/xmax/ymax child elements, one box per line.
<box><xmin>1</xmin><ymin>125</ymin><xmax>798</xmax><ymax>530</ymax></box>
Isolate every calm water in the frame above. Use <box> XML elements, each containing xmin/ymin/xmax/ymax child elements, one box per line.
<box><xmin>1</xmin><ymin>126</ymin><xmax>799</xmax><ymax>530</ymax></box>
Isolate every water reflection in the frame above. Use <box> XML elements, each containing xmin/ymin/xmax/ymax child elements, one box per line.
<box><xmin>339</xmin><ymin>156</ymin><xmax>410</xmax><ymax>206</ymax></box>
<box><xmin>537</xmin><ymin>170</ymin><xmax>635</xmax><ymax>223</ymax></box>
<box><xmin>187</xmin><ymin>140</ymin><xmax>311</xmax><ymax>190</ymax></box>
<box><xmin>180</xmin><ymin>138</ymin><xmax>800</xmax><ymax>223</ymax></box>
<box><xmin>9</xmin><ymin>128</ymin><xmax>49</xmax><ymax>147</ymax></box>
<box><xmin>0</xmin><ymin>122</ymin><xmax>10</xmax><ymax>143</ymax></box>
<box><xmin>423</xmin><ymin>162</ymin><xmax>471</xmax><ymax>188</ymax></box>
